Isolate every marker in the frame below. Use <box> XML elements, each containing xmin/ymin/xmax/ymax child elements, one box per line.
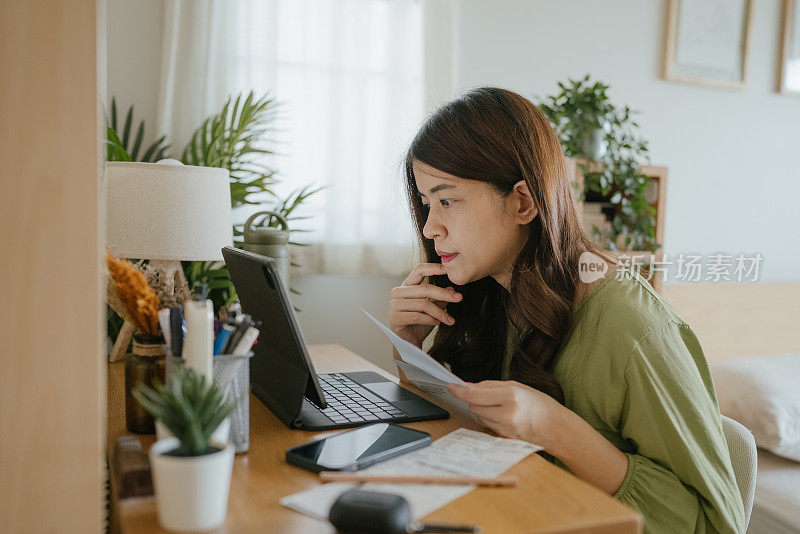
<box><xmin>223</xmin><ymin>314</ymin><xmax>254</xmax><ymax>354</ymax></box>
<box><xmin>232</xmin><ymin>326</ymin><xmax>259</xmax><ymax>355</ymax></box>
<box><xmin>214</xmin><ymin>324</ymin><xmax>235</xmax><ymax>355</ymax></box>
<box><xmin>169</xmin><ymin>307</ymin><xmax>185</xmax><ymax>358</ymax></box>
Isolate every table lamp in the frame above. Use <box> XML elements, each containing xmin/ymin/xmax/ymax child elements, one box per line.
<box><xmin>105</xmin><ymin>160</ymin><xmax>233</xmax><ymax>361</ymax></box>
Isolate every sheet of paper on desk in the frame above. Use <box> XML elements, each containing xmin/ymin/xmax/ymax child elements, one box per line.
<box><xmin>280</xmin><ymin>428</ymin><xmax>543</xmax><ymax>520</ymax></box>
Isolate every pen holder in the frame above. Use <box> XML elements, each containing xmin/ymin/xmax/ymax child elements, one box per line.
<box><xmin>165</xmin><ymin>351</ymin><xmax>253</xmax><ymax>454</ymax></box>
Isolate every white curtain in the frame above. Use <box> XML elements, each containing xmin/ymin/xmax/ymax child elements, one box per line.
<box><xmin>157</xmin><ymin>0</ymin><xmax>237</xmax><ymax>155</ymax></box>
<box><xmin>158</xmin><ymin>0</ymin><xmax>426</xmax><ymax>276</ymax></box>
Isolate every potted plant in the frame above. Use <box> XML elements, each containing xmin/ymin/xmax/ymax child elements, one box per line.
<box><xmin>539</xmin><ymin>75</ymin><xmax>659</xmax><ymax>252</ymax></box>
<box><xmin>105</xmin><ymin>92</ymin><xmax>321</xmax><ymax>344</ymax></box>
<box><xmin>539</xmin><ymin>75</ymin><xmax>615</xmax><ymax>161</ymax></box>
<box><xmin>133</xmin><ymin>367</ymin><xmax>236</xmax><ymax>532</ymax></box>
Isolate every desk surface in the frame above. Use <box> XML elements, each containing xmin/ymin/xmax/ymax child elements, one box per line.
<box><xmin>108</xmin><ymin>344</ymin><xmax>642</xmax><ymax>533</ymax></box>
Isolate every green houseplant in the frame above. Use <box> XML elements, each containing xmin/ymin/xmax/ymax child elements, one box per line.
<box><xmin>106</xmin><ymin>97</ymin><xmax>170</xmax><ymax>163</ymax></box>
<box><xmin>179</xmin><ymin>92</ymin><xmax>322</xmax><ymax>310</ymax></box>
<box><xmin>539</xmin><ymin>76</ymin><xmax>614</xmax><ymax>161</ymax></box>
<box><xmin>539</xmin><ymin>75</ymin><xmax>659</xmax><ymax>252</ymax></box>
<box><xmin>105</xmin><ymin>91</ymin><xmax>320</xmax><ymax>343</ymax></box>
<box><xmin>133</xmin><ymin>367</ymin><xmax>236</xmax><ymax>531</ymax></box>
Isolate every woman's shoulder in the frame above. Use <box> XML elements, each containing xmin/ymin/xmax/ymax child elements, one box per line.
<box><xmin>569</xmin><ymin>267</ymin><xmax>690</xmax><ymax>359</ymax></box>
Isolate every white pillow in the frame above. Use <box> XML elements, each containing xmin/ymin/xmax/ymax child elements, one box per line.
<box><xmin>711</xmin><ymin>353</ymin><xmax>800</xmax><ymax>462</ymax></box>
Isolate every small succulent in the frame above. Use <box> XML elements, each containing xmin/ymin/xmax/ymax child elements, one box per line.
<box><xmin>133</xmin><ymin>367</ymin><xmax>236</xmax><ymax>456</ymax></box>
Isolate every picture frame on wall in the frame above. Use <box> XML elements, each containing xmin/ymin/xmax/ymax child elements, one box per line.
<box><xmin>662</xmin><ymin>0</ymin><xmax>754</xmax><ymax>89</ymax></box>
<box><xmin>778</xmin><ymin>0</ymin><xmax>800</xmax><ymax>95</ymax></box>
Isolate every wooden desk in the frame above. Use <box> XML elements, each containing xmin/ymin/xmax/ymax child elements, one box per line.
<box><xmin>108</xmin><ymin>345</ymin><xmax>642</xmax><ymax>533</ymax></box>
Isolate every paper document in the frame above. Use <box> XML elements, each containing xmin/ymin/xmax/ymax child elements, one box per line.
<box><xmin>362</xmin><ymin>310</ymin><xmax>464</xmax><ymax>383</ymax></box>
<box><xmin>280</xmin><ymin>428</ymin><xmax>542</xmax><ymax>520</ymax></box>
<box><xmin>362</xmin><ymin>309</ymin><xmax>474</xmax><ymax>419</ymax></box>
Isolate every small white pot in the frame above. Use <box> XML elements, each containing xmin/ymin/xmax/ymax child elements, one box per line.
<box><xmin>156</xmin><ymin>418</ymin><xmax>230</xmax><ymax>445</ymax></box>
<box><xmin>149</xmin><ymin>437</ymin><xmax>234</xmax><ymax>532</ymax></box>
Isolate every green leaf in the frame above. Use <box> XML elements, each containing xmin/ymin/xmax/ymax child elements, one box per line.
<box><xmin>106</xmin><ymin>127</ymin><xmax>132</xmax><ymax>162</ymax></box>
<box><xmin>111</xmin><ymin>97</ymin><xmax>118</xmax><ymax>132</ymax></box>
<box><xmin>141</xmin><ymin>135</ymin><xmax>169</xmax><ymax>162</ymax></box>
<box><xmin>133</xmin><ymin>367</ymin><xmax>235</xmax><ymax>456</ymax></box>
<box><xmin>122</xmin><ymin>106</ymin><xmax>133</xmax><ymax>149</ymax></box>
<box><xmin>130</xmin><ymin>122</ymin><xmax>144</xmax><ymax>161</ymax></box>
<box><xmin>535</xmin><ymin>75</ymin><xmax>655</xmax><ymax>251</ymax></box>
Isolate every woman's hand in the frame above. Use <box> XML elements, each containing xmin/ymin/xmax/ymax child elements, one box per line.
<box><xmin>447</xmin><ymin>380</ymin><xmax>564</xmax><ymax>449</ymax></box>
<box><xmin>389</xmin><ymin>263</ymin><xmax>462</xmax><ymax>348</ymax></box>
<box><xmin>450</xmin><ymin>380</ymin><xmax>629</xmax><ymax>495</ymax></box>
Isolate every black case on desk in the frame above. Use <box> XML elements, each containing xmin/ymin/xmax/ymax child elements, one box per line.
<box><xmin>221</xmin><ymin>246</ymin><xmax>449</xmax><ymax>430</ymax></box>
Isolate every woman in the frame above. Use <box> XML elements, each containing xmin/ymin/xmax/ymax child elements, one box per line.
<box><xmin>388</xmin><ymin>87</ymin><xmax>745</xmax><ymax>533</ymax></box>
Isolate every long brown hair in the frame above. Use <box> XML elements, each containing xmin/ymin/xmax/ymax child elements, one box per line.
<box><xmin>405</xmin><ymin>87</ymin><xmax>617</xmax><ymax>403</ymax></box>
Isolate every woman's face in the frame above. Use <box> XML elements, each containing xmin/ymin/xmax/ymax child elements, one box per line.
<box><xmin>413</xmin><ymin>161</ymin><xmax>536</xmax><ymax>288</ymax></box>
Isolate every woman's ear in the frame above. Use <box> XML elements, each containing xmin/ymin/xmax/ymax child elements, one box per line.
<box><xmin>512</xmin><ymin>180</ymin><xmax>538</xmax><ymax>224</ymax></box>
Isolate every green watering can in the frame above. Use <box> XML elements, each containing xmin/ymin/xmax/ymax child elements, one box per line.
<box><xmin>242</xmin><ymin>211</ymin><xmax>291</xmax><ymax>287</ymax></box>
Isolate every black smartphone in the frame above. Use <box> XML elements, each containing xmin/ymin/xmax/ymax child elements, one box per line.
<box><xmin>286</xmin><ymin>423</ymin><xmax>431</xmax><ymax>473</ymax></box>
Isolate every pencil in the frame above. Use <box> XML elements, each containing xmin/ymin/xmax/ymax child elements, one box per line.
<box><xmin>318</xmin><ymin>473</ymin><xmax>518</xmax><ymax>486</ymax></box>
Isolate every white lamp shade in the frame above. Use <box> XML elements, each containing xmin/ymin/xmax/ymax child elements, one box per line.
<box><xmin>105</xmin><ymin>162</ymin><xmax>233</xmax><ymax>261</ymax></box>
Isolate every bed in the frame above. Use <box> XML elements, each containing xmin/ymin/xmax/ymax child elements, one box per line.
<box><xmin>661</xmin><ymin>281</ymin><xmax>800</xmax><ymax>534</ymax></box>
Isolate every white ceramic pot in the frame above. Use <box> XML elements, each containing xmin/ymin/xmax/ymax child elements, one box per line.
<box><xmin>149</xmin><ymin>437</ymin><xmax>234</xmax><ymax>532</ymax></box>
<box><xmin>156</xmin><ymin>418</ymin><xmax>230</xmax><ymax>445</ymax></box>
<box><xmin>580</xmin><ymin>124</ymin><xmax>608</xmax><ymax>161</ymax></box>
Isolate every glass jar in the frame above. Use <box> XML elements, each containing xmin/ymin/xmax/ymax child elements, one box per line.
<box><xmin>124</xmin><ymin>334</ymin><xmax>166</xmax><ymax>434</ymax></box>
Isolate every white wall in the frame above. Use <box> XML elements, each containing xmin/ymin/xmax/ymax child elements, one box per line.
<box><xmin>107</xmin><ymin>0</ymin><xmax>163</xmax><ymax>149</ymax></box>
<box><xmin>107</xmin><ymin>0</ymin><xmax>800</xmax><ymax>371</ymax></box>
<box><xmin>453</xmin><ymin>0</ymin><xmax>800</xmax><ymax>281</ymax></box>
<box><xmin>290</xmin><ymin>274</ymin><xmax>403</xmax><ymax>372</ymax></box>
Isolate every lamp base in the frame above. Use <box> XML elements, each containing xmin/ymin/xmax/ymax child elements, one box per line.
<box><xmin>109</xmin><ymin>320</ymin><xmax>135</xmax><ymax>363</ymax></box>
<box><xmin>107</xmin><ymin>259</ymin><xmax>190</xmax><ymax>363</ymax></box>
<box><xmin>148</xmin><ymin>260</ymin><xmax>191</xmax><ymax>302</ymax></box>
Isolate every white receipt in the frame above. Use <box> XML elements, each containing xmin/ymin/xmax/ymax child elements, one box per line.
<box><xmin>280</xmin><ymin>428</ymin><xmax>542</xmax><ymax>520</ymax></box>
<box><xmin>361</xmin><ymin>309</ymin><xmax>475</xmax><ymax>420</ymax></box>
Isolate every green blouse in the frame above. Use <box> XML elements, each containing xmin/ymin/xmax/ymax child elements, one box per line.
<box><xmin>502</xmin><ymin>269</ymin><xmax>745</xmax><ymax>534</ymax></box>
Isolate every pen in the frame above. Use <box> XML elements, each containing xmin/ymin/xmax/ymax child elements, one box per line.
<box><xmin>192</xmin><ymin>282</ymin><xmax>210</xmax><ymax>301</ymax></box>
<box><xmin>213</xmin><ymin>324</ymin><xmax>235</xmax><ymax>355</ymax></box>
<box><xmin>227</xmin><ymin>301</ymin><xmax>241</xmax><ymax>323</ymax></box>
<box><xmin>169</xmin><ymin>307</ymin><xmax>185</xmax><ymax>358</ymax></box>
<box><xmin>223</xmin><ymin>314</ymin><xmax>254</xmax><ymax>354</ymax></box>
<box><xmin>318</xmin><ymin>473</ymin><xmax>518</xmax><ymax>487</ymax></box>
<box><xmin>231</xmin><ymin>326</ymin><xmax>259</xmax><ymax>355</ymax></box>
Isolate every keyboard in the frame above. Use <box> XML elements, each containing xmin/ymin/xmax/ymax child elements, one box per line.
<box><xmin>315</xmin><ymin>373</ymin><xmax>407</xmax><ymax>424</ymax></box>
